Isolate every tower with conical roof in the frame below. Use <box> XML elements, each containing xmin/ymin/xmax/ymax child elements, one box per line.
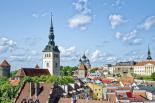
<box><xmin>147</xmin><ymin>45</ymin><xmax>152</xmax><ymax>60</ymax></box>
<box><xmin>43</xmin><ymin>13</ymin><xmax>60</xmax><ymax>75</ymax></box>
<box><xmin>79</xmin><ymin>54</ymin><xmax>91</xmax><ymax>69</ymax></box>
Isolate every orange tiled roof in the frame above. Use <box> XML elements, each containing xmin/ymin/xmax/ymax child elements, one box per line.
<box><xmin>0</xmin><ymin>60</ymin><xmax>10</xmax><ymax>68</ymax></box>
<box><xmin>78</xmin><ymin>64</ymin><xmax>87</xmax><ymax>70</ymax></box>
<box><xmin>107</xmin><ymin>93</ymin><xmax>117</xmax><ymax>103</ymax></box>
<box><xmin>10</xmin><ymin>80</ymin><xmax>20</xmax><ymax>86</ymax></box>
<box><xmin>135</xmin><ymin>60</ymin><xmax>155</xmax><ymax>66</ymax></box>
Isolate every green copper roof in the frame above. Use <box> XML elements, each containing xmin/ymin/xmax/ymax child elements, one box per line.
<box><xmin>43</xmin><ymin>13</ymin><xmax>60</xmax><ymax>53</ymax></box>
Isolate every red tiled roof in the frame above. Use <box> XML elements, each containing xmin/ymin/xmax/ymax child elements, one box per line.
<box><xmin>58</xmin><ymin>98</ymin><xmax>112</xmax><ymax>103</ymax></box>
<box><xmin>0</xmin><ymin>60</ymin><xmax>10</xmax><ymax>68</ymax></box>
<box><xmin>79</xmin><ymin>64</ymin><xmax>87</xmax><ymax>70</ymax></box>
<box><xmin>135</xmin><ymin>60</ymin><xmax>155</xmax><ymax>66</ymax></box>
<box><xmin>15</xmin><ymin>68</ymin><xmax>50</xmax><ymax>77</ymax></box>
<box><xmin>14</xmin><ymin>82</ymin><xmax>53</xmax><ymax>103</ymax></box>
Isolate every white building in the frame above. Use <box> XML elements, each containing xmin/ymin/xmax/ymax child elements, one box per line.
<box><xmin>108</xmin><ymin>46</ymin><xmax>155</xmax><ymax>76</ymax></box>
<box><xmin>134</xmin><ymin>61</ymin><xmax>155</xmax><ymax>76</ymax></box>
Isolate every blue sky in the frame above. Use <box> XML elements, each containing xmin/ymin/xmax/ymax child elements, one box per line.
<box><xmin>0</xmin><ymin>0</ymin><xmax>155</xmax><ymax>70</ymax></box>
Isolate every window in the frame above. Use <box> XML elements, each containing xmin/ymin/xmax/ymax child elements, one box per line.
<box><xmin>54</xmin><ymin>54</ymin><xmax>59</xmax><ymax>58</ymax></box>
<box><xmin>46</xmin><ymin>63</ymin><xmax>49</xmax><ymax>68</ymax></box>
<box><xmin>55</xmin><ymin>63</ymin><xmax>58</xmax><ymax>67</ymax></box>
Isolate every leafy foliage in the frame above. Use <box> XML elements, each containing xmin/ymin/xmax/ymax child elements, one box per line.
<box><xmin>0</xmin><ymin>74</ymin><xmax>74</xmax><ymax>103</ymax></box>
<box><xmin>10</xmin><ymin>70</ymin><xmax>18</xmax><ymax>77</ymax></box>
<box><xmin>60</xmin><ymin>66</ymin><xmax>77</xmax><ymax>76</ymax></box>
<box><xmin>151</xmin><ymin>72</ymin><xmax>155</xmax><ymax>81</ymax></box>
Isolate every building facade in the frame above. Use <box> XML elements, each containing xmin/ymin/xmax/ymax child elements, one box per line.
<box><xmin>109</xmin><ymin>46</ymin><xmax>155</xmax><ymax>76</ymax></box>
<box><xmin>79</xmin><ymin>54</ymin><xmax>91</xmax><ymax>69</ymax></box>
<box><xmin>74</xmin><ymin>54</ymin><xmax>91</xmax><ymax>78</ymax></box>
<box><xmin>43</xmin><ymin>14</ymin><xmax>60</xmax><ymax>76</ymax></box>
<box><xmin>109</xmin><ymin>61</ymin><xmax>135</xmax><ymax>76</ymax></box>
<box><xmin>134</xmin><ymin>46</ymin><xmax>155</xmax><ymax>76</ymax></box>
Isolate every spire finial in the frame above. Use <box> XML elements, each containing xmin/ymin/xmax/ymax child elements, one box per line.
<box><xmin>50</xmin><ymin>12</ymin><xmax>53</xmax><ymax>30</ymax></box>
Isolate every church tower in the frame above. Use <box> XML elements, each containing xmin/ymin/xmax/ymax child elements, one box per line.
<box><xmin>147</xmin><ymin>45</ymin><xmax>152</xmax><ymax>60</ymax></box>
<box><xmin>43</xmin><ymin>13</ymin><xmax>60</xmax><ymax>75</ymax></box>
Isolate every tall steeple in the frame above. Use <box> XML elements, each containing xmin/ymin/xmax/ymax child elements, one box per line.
<box><xmin>147</xmin><ymin>45</ymin><xmax>152</xmax><ymax>60</ymax></box>
<box><xmin>48</xmin><ymin>12</ymin><xmax>55</xmax><ymax>46</ymax></box>
<box><xmin>43</xmin><ymin>13</ymin><xmax>59</xmax><ymax>52</ymax></box>
<box><xmin>42</xmin><ymin>12</ymin><xmax>60</xmax><ymax>76</ymax></box>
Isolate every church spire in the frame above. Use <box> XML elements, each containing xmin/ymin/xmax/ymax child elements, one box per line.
<box><xmin>48</xmin><ymin>12</ymin><xmax>55</xmax><ymax>46</ymax></box>
<box><xmin>147</xmin><ymin>44</ymin><xmax>152</xmax><ymax>60</ymax></box>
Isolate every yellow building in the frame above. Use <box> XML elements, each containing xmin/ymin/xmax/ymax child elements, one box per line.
<box><xmin>87</xmin><ymin>83</ymin><xmax>103</xmax><ymax>100</ymax></box>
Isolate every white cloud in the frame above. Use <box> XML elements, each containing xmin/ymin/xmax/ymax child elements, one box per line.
<box><xmin>109</xmin><ymin>14</ymin><xmax>124</xmax><ymax>29</ymax></box>
<box><xmin>115</xmin><ymin>30</ymin><xmax>142</xmax><ymax>45</ymax></box>
<box><xmin>116</xmin><ymin>32</ymin><xmax>123</xmax><ymax>39</ymax></box>
<box><xmin>32</xmin><ymin>12</ymin><xmax>48</xmax><ymax>18</ymax></box>
<box><xmin>59</xmin><ymin>46</ymin><xmax>76</xmax><ymax>56</ymax></box>
<box><xmin>69</xmin><ymin>0</ymin><xmax>92</xmax><ymax>30</ymax></box>
<box><xmin>0</xmin><ymin>37</ymin><xmax>16</xmax><ymax>54</ymax></box>
<box><xmin>122</xmin><ymin>30</ymin><xmax>137</xmax><ymax>42</ymax></box>
<box><xmin>68</xmin><ymin>14</ymin><xmax>92</xmax><ymax>30</ymax></box>
<box><xmin>32</xmin><ymin>13</ymin><xmax>39</xmax><ymax>18</ymax></box>
<box><xmin>85</xmin><ymin>50</ymin><xmax>118</xmax><ymax>63</ymax></box>
<box><xmin>73</xmin><ymin>0</ymin><xmax>91</xmax><ymax>14</ymax></box>
<box><xmin>59</xmin><ymin>46</ymin><xmax>79</xmax><ymax>61</ymax></box>
<box><xmin>130</xmin><ymin>38</ymin><xmax>143</xmax><ymax>45</ymax></box>
<box><xmin>142</xmin><ymin>16</ymin><xmax>155</xmax><ymax>30</ymax></box>
<box><xmin>90</xmin><ymin>50</ymin><xmax>102</xmax><ymax>62</ymax></box>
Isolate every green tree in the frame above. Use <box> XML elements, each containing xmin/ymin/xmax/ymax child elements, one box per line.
<box><xmin>10</xmin><ymin>70</ymin><xmax>18</xmax><ymax>77</ymax></box>
<box><xmin>60</xmin><ymin>66</ymin><xmax>77</xmax><ymax>76</ymax></box>
<box><xmin>151</xmin><ymin>72</ymin><xmax>155</xmax><ymax>81</ymax></box>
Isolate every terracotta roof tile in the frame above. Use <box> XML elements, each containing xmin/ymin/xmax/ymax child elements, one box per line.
<box><xmin>79</xmin><ymin>64</ymin><xmax>87</xmax><ymax>70</ymax></box>
<box><xmin>0</xmin><ymin>60</ymin><xmax>10</xmax><ymax>68</ymax></box>
<box><xmin>14</xmin><ymin>82</ymin><xmax>53</xmax><ymax>103</ymax></box>
<box><xmin>15</xmin><ymin>68</ymin><xmax>50</xmax><ymax>77</ymax></box>
<box><xmin>135</xmin><ymin>60</ymin><xmax>155</xmax><ymax>66</ymax></box>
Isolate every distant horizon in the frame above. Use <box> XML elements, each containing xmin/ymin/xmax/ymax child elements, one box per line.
<box><xmin>0</xmin><ymin>0</ymin><xmax>155</xmax><ymax>70</ymax></box>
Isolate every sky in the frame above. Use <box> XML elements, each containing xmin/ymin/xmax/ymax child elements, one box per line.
<box><xmin>0</xmin><ymin>0</ymin><xmax>155</xmax><ymax>70</ymax></box>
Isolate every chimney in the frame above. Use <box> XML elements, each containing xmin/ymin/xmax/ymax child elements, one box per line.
<box><xmin>64</xmin><ymin>85</ymin><xmax>68</xmax><ymax>94</ymax></box>
<box><xmin>35</xmin><ymin>83</ymin><xmax>40</xmax><ymax>98</ymax></box>
<box><xmin>29</xmin><ymin>82</ymin><xmax>34</xmax><ymax>98</ymax></box>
